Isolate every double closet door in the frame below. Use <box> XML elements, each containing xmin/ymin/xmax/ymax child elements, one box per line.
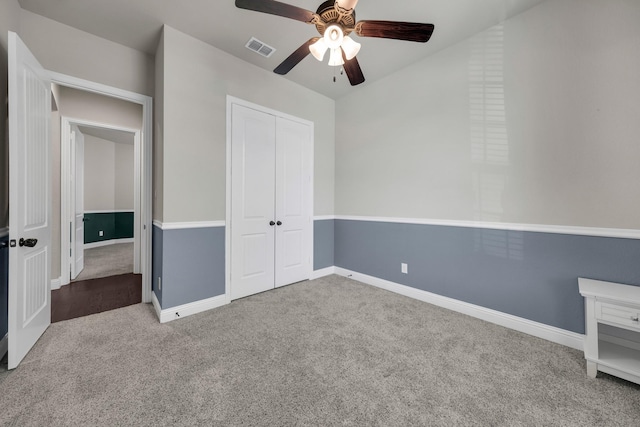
<box><xmin>230</xmin><ymin>103</ymin><xmax>313</xmax><ymax>300</ymax></box>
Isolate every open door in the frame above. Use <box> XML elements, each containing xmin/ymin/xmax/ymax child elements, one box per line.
<box><xmin>71</xmin><ymin>126</ymin><xmax>84</xmax><ymax>279</ymax></box>
<box><xmin>7</xmin><ymin>32</ymin><xmax>52</xmax><ymax>370</ymax></box>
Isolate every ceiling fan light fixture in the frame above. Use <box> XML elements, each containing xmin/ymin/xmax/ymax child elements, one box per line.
<box><xmin>324</xmin><ymin>24</ymin><xmax>344</xmax><ymax>49</ymax></box>
<box><xmin>341</xmin><ymin>36</ymin><xmax>361</xmax><ymax>60</ymax></box>
<box><xmin>309</xmin><ymin>38</ymin><xmax>328</xmax><ymax>61</ymax></box>
<box><xmin>328</xmin><ymin>48</ymin><xmax>344</xmax><ymax>66</ymax></box>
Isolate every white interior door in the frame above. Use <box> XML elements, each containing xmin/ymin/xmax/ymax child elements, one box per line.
<box><xmin>230</xmin><ymin>104</ymin><xmax>276</xmax><ymax>300</ymax></box>
<box><xmin>72</xmin><ymin>127</ymin><xmax>85</xmax><ymax>278</ymax></box>
<box><xmin>7</xmin><ymin>32</ymin><xmax>52</xmax><ymax>370</ymax></box>
<box><xmin>274</xmin><ymin>117</ymin><xmax>312</xmax><ymax>287</ymax></box>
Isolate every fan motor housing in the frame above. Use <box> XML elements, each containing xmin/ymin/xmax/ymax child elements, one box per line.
<box><xmin>315</xmin><ymin>0</ymin><xmax>355</xmax><ymax>35</ymax></box>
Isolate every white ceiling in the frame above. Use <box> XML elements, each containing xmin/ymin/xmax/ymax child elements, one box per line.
<box><xmin>18</xmin><ymin>0</ymin><xmax>546</xmax><ymax>99</ymax></box>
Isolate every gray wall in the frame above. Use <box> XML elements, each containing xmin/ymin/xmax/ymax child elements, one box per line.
<box><xmin>335</xmin><ymin>220</ymin><xmax>640</xmax><ymax>334</ymax></box>
<box><xmin>314</xmin><ymin>220</ymin><xmax>334</xmax><ymax>271</ymax></box>
<box><xmin>152</xmin><ymin>225</ymin><xmax>163</xmax><ymax>306</ymax></box>
<box><xmin>331</xmin><ymin>0</ymin><xmax>640</xmax><ymax>335</ymax></box>
<box><xmin>159</xmin><ymin>226</ymin><xmax>225</xmax><ymax>308</ymax></box>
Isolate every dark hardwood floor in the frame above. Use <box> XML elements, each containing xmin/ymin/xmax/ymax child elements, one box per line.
<box><xmin>52</xmin><ymin>273</ymin><xmax>142</xmax><ymax>323</ymax></box>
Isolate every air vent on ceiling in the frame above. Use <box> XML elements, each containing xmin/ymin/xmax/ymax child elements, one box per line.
<box><xmin>245</xmin><ymin>37</ymin><xmax>276</xmax><ymax>58</ymax></box>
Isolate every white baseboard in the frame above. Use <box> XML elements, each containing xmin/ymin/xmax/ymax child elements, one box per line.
<box><xmin>51</xmin><ymin>277</ymin><xmax>62</xmax><ymax>290</ymax></box>
<box><xmin>152</xmin><ymin>292</ymin><xmax>228</xmax><ymax>323</ymax></box>
<box><xmin>151</xmin><ymin>292</ymin><xmax>162</xmax><ymax>320</ymax></box>
<box><xmin>310</xmin><ymin>266</ymin><xmax>336</xmax><ymax>280</ymax></box>
<box><xmin>0</xmin><ymin>333</ymin><xmax>7</xmax><ymax>359</ymax></box>
<box><xmin>84</xmin><ymin>238</ymin><xmax>134</xmax><ymax>250</ymax></box>
<box><xmin>334</xmin><ymin>267</ymin><xmax>585</xmax><ymax>351</ymax></box>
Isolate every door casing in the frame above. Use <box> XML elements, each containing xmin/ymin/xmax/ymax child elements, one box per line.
<box><xmin>60</xmin><ymin>117</ymin><xmax>142</xmax><ymax>286</ymax></box>
<box><xmin>71</xmin><ymin>125</ymin><xmax>84</xmax><ymax>279</ymax></box>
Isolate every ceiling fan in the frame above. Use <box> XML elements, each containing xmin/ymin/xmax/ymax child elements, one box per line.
<box><xmin>235</xmin><ymin>0</ymin><xmax>435</xmax><ymax>86</ymax></box>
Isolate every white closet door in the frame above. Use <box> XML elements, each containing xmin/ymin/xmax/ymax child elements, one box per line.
<box><xmin>274</xmin><ymin>117</ymin><xmax>312</xmax><ymax>287</ymax></box>
<box><xmin>230</xmin><ymin>104</ymin><xmax>276</xmax><ymax>300</ymax></box>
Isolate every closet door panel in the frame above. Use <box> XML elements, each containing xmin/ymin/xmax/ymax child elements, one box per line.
<box><xmin>275</xmin><ymin>117</ymin><xmax>312</xmax><ymax>287</ymax></box>
<box><xmin>231</xmin><ymin>105</ymin><xmax>276</xmax><ymax>300</ymax></box>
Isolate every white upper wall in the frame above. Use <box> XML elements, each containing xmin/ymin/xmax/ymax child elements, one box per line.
<box><xmin>19</xmin><ymin>9</ymin><xmax>154</xmax><ymax>96</ymax></box>
<box><xmin>335</xmin><ymin>0</ymin><xmax>640</xmax><ymax>230</ymax></box>
<box><xmin>114</xmin><ymin>142</ymin><xmax>135</xmax><ymax>210</ymax></box>
<box><xmin>56</xmin><ymin>85</ymin><xmax>143</xmax><ymax>130</ymax></box>
<box><xmin>159</xmin><ymin>25</ymin><xmax>335</xmax><ymax>223</ymax></box>
<box><xmin>153</xmin><ymin>29</ymin><xmax>165</xmax><ymax>222</ymax></box>
<box><xmin>84</xmin><ymin>134</ymin><xmax>116</xmax><ymax>211</ymax></box>
<box><xmin>83</xmin><ymin>134</ymin><xmax>134</xmax><ymax>211</ymax></box>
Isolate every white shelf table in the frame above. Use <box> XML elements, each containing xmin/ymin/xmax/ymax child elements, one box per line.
<box><xmin>578</xmin><ymin>278</ymin><xmax>640</xmax><ymax>385</ymax></box>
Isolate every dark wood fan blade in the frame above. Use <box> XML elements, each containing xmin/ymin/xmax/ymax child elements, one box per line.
<box><xmin>341</xmin><ymin>51</ymin><xmax>365</xmax><ymax>86</ymax></box>
<box><xmin>274</xmin><ymin>38</ymin><xmax>320</xmax><ymax>75</ymax></box>
<box><xmin>355</xmin><ymin>21</ymin><xmax>435</xmax><ymax>42</ymax></box>
<box><xmin>235</xmin><ymin>0</ymin><xmax>316</xmax><ymax>23</ymax></box>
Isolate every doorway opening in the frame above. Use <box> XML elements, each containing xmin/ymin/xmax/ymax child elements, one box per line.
<box><xmin>50</xmin><ymin>79</ymin><xmax>151</xmax><ymax>322</ymax></box>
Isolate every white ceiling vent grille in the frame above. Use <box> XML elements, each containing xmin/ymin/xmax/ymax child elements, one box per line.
<box><xmin>245</xmin><ymin>37</ymin><xmax>276</xmax><ymax>58</ymax></box>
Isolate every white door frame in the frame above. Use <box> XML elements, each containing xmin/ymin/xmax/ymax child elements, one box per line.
<box><xmin>70</xmin><ymin>124</ymin><xmax>84</xmax><ymax>279</ymax></box>
<box><xmin>225</xmin><ymin>96</ymin><xmax>314</xmax><ymax>303</ymax></box>
<box><xmin>50</xmin><ymin>72</ymin><xmax>153</xmax><ymax>303</ymax></box>
<box><xmin>60</xmin><ymin>117</ymin><xmax>142</xmax><ymax>285</ymax></box>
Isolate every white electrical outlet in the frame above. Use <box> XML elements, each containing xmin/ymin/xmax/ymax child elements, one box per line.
<box><xmin>98</xmin><ymin>230</ymin><xmax>104</xmax><ymax>237</ymax></box>
<box><xmin>401</xmin><ymin>263</ymin><xmax>408</xmax><ymax>274</ymax></box>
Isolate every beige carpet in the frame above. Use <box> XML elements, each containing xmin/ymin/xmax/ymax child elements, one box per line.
<box><xmin>74</xmin><ymin>242</ymin><xmax>133</xmax><ymax>281</ymax></box>
<box><xmin>1</xmin><ymin>275</ymin><xmax>639</xmax><ymax>426</ymax></box>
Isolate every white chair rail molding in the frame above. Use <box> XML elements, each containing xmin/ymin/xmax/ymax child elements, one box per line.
<box><xmin>578</xmin><ymin>278</ymin><xmax>640</xmax><ymax>386</ymax></box>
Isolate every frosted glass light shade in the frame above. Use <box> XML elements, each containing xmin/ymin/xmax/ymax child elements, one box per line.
<box><xmin>324</xmin><ymin>24</ymin><xmax>344</xmax><ymax>49</ymax></box>
<box><xmin>341</xmin><ymin>36</ymin><xmax>361</xmax><ymax>60</ymax></box>
<box><xmin>328</xmin><ymin>48</ymin><xmax>344</xmax><ymax>66</ymax></box>
<box><xmin>309</xmin><ymin>38</ymin><xmax>328</xmax><ymax>61</ymax></box>
<box><xmin>336</xmin><ymin>0</ymin><xmax>359</xmax><ymax>11</ymax></box>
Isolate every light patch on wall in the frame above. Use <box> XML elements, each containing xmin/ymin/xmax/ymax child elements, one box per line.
<box><xmin>469</xmin><ymin>25</ymin><xmax>523</xmax><ymax>261</ymax></box>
